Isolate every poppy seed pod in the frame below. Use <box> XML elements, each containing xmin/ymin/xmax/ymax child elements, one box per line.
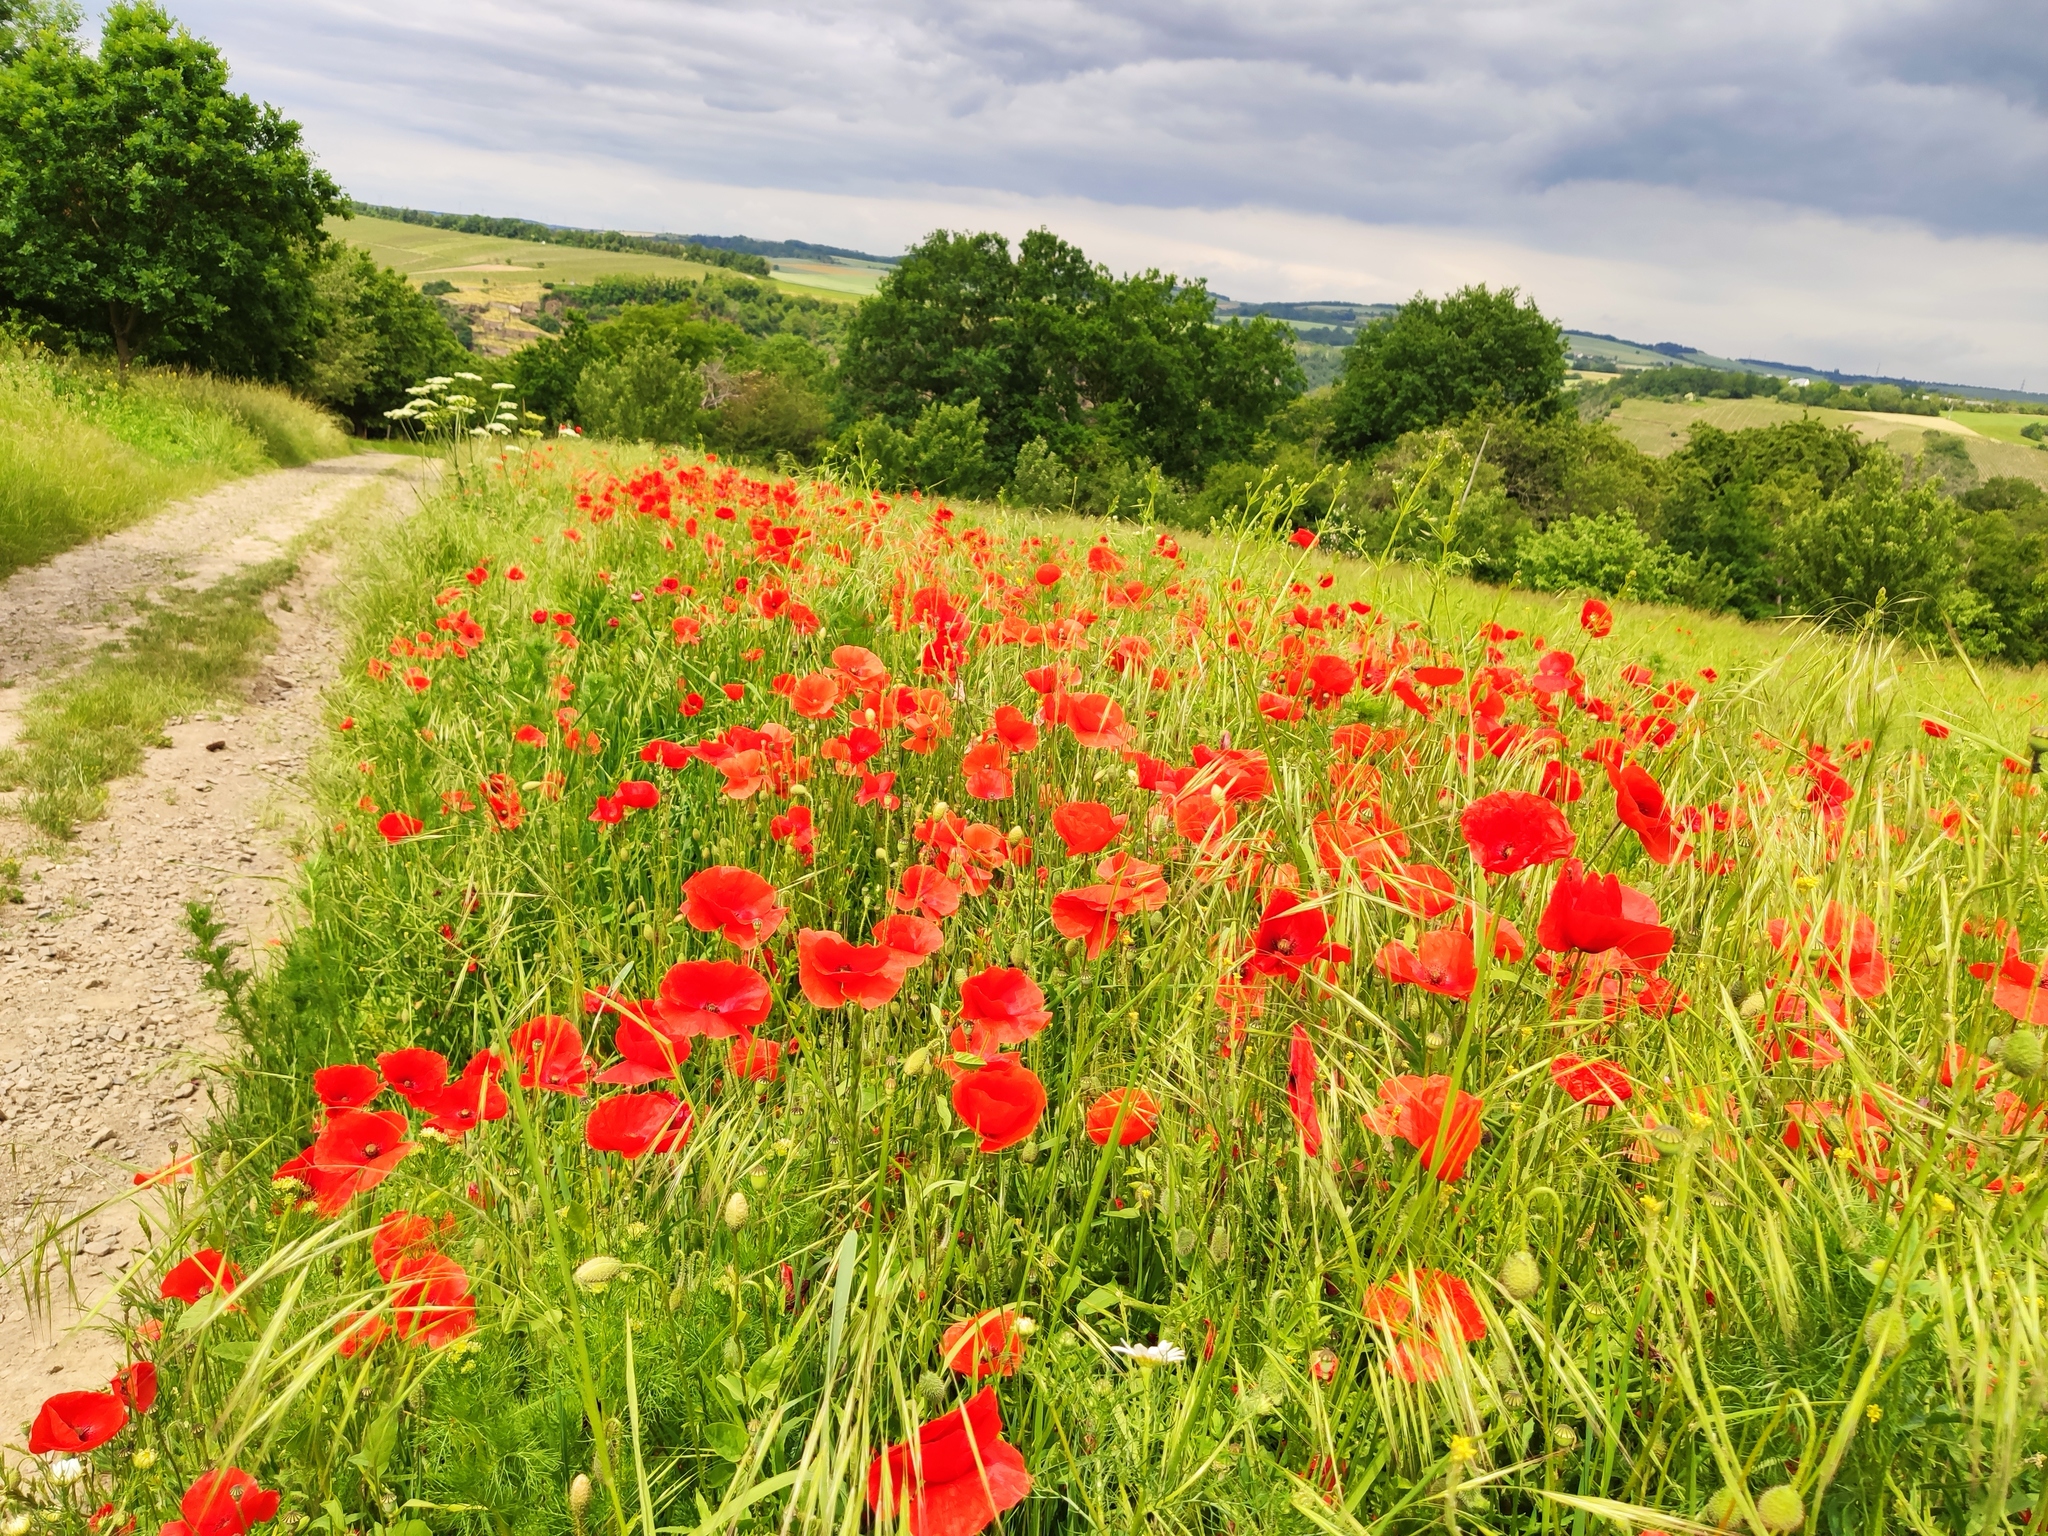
<box><xmin>573</xmin><ymin>1256</ymin><xmax>622</xmax><ymax>1291</ymax></box>
<box><xmin>1499</xmin><ymin>1251</ymin><xmax>1542</xmax><ymax>1301</ymax></box>
<box><xmin>1863</xmin><ymin>1305</ymin><xmax>1909</xmax><ymax>1358</ymax></box>
<box><xmin>1755</xmin><ymin>1484</ymin><xmax>1804</xmax><ymax>1532</ymax></box>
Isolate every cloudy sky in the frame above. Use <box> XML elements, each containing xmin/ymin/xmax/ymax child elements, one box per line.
<box><xmin>171</xmin><ymin>0</ymin><xmax>2045</xmax><ymax>386</ymax></box>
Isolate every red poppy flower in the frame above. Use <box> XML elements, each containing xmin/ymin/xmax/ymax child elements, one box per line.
<box><xmin>1921</xmin><ymin>719</ymin><xmax>1950</xmax><ymax>739</ymax></box>
<box><xmin>680</xmin><ymin>866</ymin><xmax>787</xmax><ymax>949</ymax></box>
<box><xmin>173</xmin><ymin>1468</ymin><xmax>280</xmax><ymax>1536</ymax></box>
<box><xmin>657</xmin><ymin>958</ymin><xmax>772</xmax><ymax>1037</ymax></box>
<box><xmin>1051</xmin><ymin>800</ymin><xmax>1126</xmax><ymax>857</ymax></box>
<box><xmin>1976</xmin><ymin>934</ymin><xmax>2048</xmax><ymax>1024</ymax></box>
<box><xmin>615</xmin><ymin>778</ymin><xmax>660</xmax><ymax>810</ymax></box>
<box><xmin>940</xmin><ymin>1308</ymin><xmax>1026</xmax><ymax>1378</ymax></box>
<box><xmin>1549</xmin><ymin>1054</ymin><xmax>1632</xmax><ymax>1106</ymax></box>
<box><xmin>1049</xmin><ymin>885</ymin><xmax>1122</xmax><ymax>957</ymax></box>
<box><xmin>1579</xmin><ymin>598</ymin><xmax>1613</xmax><ymax>638</ymax></box>
<box><xmin>585</xmin><ymin>1090</ymin><xmax>693</xmax><ymax>1158</ymax></box>
<box><xmin>161</xmin><ymin>1248</ymin><xmax>240</xmax><ymax>1304</ymax></box>
<box><xmin>1767</xmin><ymin>903</ymin><xmax>1891</xmax><ymax>1000</ymax></box>
<box><xmin>28</xmin><ymin>1389</ymin><xmax>128</xmax><ymax>1454</ymax></box>
<box><xmin>951</xmin><ymin>1055</ymin><xmax>1046</xmax><ymax>1151</ymax></box>
<box><xmin>419</xmin><ymin>1050</ymin><xmax>509</xmax><ymax>1136</ymax></box>
<box><xmin>1246</xmin><ymin>887</ymin><xmax>1349</xmax><ymax>981</ymax></box>
<box><xmin>961</xmin><ymin>740</ymin><xmax>1013</xmax><ymax>801</ymax></box>
<box><xmin>371</xmin><ymin>1210</ymin><xmax>445</xmax><ymax>1281</ymax></box>
<box><xmin>1375</xmin><ymin>929</ymin><xmax>1479</xmax><ymax>1000</ymax></box>
<box><xmin>388</xmin><ymin>1252</ymin><xmax>477</xmax><ymax>1348</ymax></box>
<box><xmin>797</xmin><ymin>929</ymin><xmax>906</xmax><ymax>1009</ymax></box>
<box><xmin>1459</xmin><ymin>790</ymin><xmax>1575</xmax><ymax>874</ymax></box>
<box><xmin>1380</xmin><ymin>1075</ymin><xmax>1484</xmax><ymax>1181</ymax></box>
<box><xmin>958</xmin><ymin>967</ymin><xmax>1051</xmax><ymax>1047</ymax></box>
<box><xmin>312</xmin><ymin>1063</ymin><xmax>380</xmax><ymax>1109</ymax></box>
<box><xmin>112</xmin><ymin>1361</ymin><xmax>157</xmax><ymax>1415</ymax></box>
<box><xmin>304</xmin><ymin>1108</ymin><xmax>416</xmax><ymax>1215</ymax></box>
<box><xmin>730</xmin><ymin>1035</ymin><xmax>783</xmax><ymax>1081</ymax></box>
<box><xmin>376</xmin><ymin>1047</ymin><xmax>449</xmax><ymax>1107</ymax></box>
<box><xmin>595</xmin><ymin>1017</ymin><xmax>692</xmax><ymax>1085</ymax></box>
<box><xmin>1539</xmin><ymin>760</ymin><xmax>1584</xmax><ymax>804</ymax></box>
<box><xmin>1058</xmin><ymin>692</ymin><xmax>1133</xmax><ymax>749</ymax></box>
<box><xmin>377</xmin><ymin>812</ymin><xmax>425</xmax><ymax>843</ymax></box>
<box><xmin>1607</xmin><ymin>762</ymin><xmax>1680</xmax><ymax>865</ymax></box>
<box><xmin>873</xmin><ymin>913</ymin><xmax>944</xmax><ymax>972</ymax></box>
<box><xmin>894</xmin><ymin>864</ymin><xmax>963</xmax><ymax>920</ymax></box>
<box><xmin>1535</xmin><ymin>860</ymin><xmax>1673</xmax><ymax>970</ymax></box>
<box><xmin>992</xmin><ymin>705</ymin><xmax>1038</xmax><ymax>751</ymax></box>
<box><xmin>1084</xmin><ymin>1088</ymin><xmax>1159</xmax><ymax>1146</ymax></box>
<box><xmin>866</xmin><ymin>1386</ymin><xmax>1032</xmax><ymax>1536</ymax></box>
<box><xmin>510</xmin><ymin>1014</ymin><xmax>589</xmax><ymax>1095</ymax></box>
<box><xmin>1189</xmin><ymin>744</ymin><xmax>1272</xmax><ymax>802</ymax></box>
<box><xmin>1288</xmin><ymin>1024</ymin><xmax>1322</xmax><ymax>1156</ymax></box>
<box><xmin>1371</xmin><ymin>861</ymin><xmax>1458</xmax><ymax>918</ymax></box>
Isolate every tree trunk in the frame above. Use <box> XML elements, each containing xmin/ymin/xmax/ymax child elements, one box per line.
<box><xmin>110</xmin><ymin>303</ymin><xmax>136</xmax><ymax>381</ymax></box>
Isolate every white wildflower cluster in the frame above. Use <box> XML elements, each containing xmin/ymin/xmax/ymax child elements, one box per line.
<box><xmin>384</xmin><ymin>373</ymin><xmax>541</xmax><ymax>452</ymax></box>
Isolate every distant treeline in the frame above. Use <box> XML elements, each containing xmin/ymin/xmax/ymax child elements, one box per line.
<box><xmin>678</xmin><ymin>234</ymin><xmax>897</xmax><ymax>265</ymax></box>
<box><xmin>1577</xmin><ymin>364</ymin><xmax>1954</xmax><ymax>418</ymax></box>
<box><xmin>347</xmin><ymin>203</ymin><xmax>773</xmax><ymax>277</ymax></box>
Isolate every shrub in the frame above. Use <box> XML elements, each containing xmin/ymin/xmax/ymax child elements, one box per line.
<box><xmin>575</xmin><ymin>344</ymin><xmax>703</xmax><ymax>444</ymax></box>
<box><xmin>1515</xmin><ymin>507</ymin><xmax>1734</xmax><ymax>608</ymax></box>
<box><xmin>847</xmin><ymin>398</ymin><xmax>997</xmax><ymax>498</ymax></box>
<box><xmin>1776</xmin><ymin>453</ymin><xmax>1960</xmax><ymax>633</ymax></box>
<box><xmin>1008</xmin><ymin>436</ymin><xmax>1076</xmax><ymax>510</ymax></box>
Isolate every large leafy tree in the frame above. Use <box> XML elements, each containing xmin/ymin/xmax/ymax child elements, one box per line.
<box><xmin>1328</xmin><ymin>284</ymin><xmax>1566</xmax><ymax>453</ymax></box>
<box><xmin>838</xmin><ymin>228</ymin><xmax>1301</xmax><ymax>480</ymax></box>
<box><xmin>0</xmin><ymin>3</ymin><xmax>342</xmax><ymax>376</ymax></box>
<box><xmin>304</xmin><ymin>246</ymin><xmax>468</xmax><ymax>430</ymax></box>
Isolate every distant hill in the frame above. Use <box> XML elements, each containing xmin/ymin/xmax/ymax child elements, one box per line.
<box><xmin>674</xmin><ymin>234</ymin><xmax>898</xmax><ymax>266</ymax></box>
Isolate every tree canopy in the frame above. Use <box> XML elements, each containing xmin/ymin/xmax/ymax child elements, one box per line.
<box><xmin>837</xmin><ymin>228</ymin><xmax>1302</xmax><ymax>481</ymax></box>
<box><xmin>0</xmin><ymin>2</ymin><xmax>342</xmax><ymax>375</ymax></box>
<box><xmin>1327</xmin><ymin>284</ymin><xmax>1566</xmax><ymax>453</ymax></box>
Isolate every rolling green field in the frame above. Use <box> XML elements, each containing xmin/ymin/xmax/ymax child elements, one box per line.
<box><xmin>1948</xmin><ymin>409</ymin><xmax>2048</xmax><ymax>447</ymax></box>
<box><xmin>329</xmin><ymin>214</ymin><xmax>866</xmax><ymax>307</ymax></box>
<box><xmin>1605</xmin><ymin>397</ymin><xmax>2048</xmax><ymax>488</ymax></box>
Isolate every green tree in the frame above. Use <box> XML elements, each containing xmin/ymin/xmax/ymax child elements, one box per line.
<box><xmin>1955</xmin><ymin>508</ymin><xmax>2048</xmax><ymax>665</ymax></box>
<box><xmin>305</xmin><ymin>246</ymin><xmax>466</xmax><ymax>430</ymax></box>
<box><xmin>1776</xmin><ymin>453</ymin><xmax>1960</xmax><ymax>633</ymax></box>
<box><xmin>575</xmin><ymin>345</ymin><xmax>703</xmax><ymax>444</ymax></box>
<box><xmin>0</xmin><ymin>3</ymin><xmax>344</xmax><ymax>376</ymax></box>
<box><xmin>1652</xmin><ymin>419</ymin><xmax>1871</xmax><ymax>617</ymax></box>
<box><xmin>838</xmin><ymin>228</ymin><xmax>1300</xmax><ymax>483</ymax></box>
<box><xmin>1327</xmin><ymin>285</ymin><xmax>1566</xmax><ymax>453</ymax></box>
<box><xmin>846</xmin><ymin>399</ymin><xmax>997</xmax><ymax>498</ymax></box>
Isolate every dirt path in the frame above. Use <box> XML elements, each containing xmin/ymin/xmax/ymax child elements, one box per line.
<box><xmin>0</xmin><ymin>452</ymin><xmax>421</xmax><ymax>1448</ymax></box>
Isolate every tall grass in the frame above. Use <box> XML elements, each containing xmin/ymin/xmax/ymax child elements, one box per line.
<box><xmin>0</xmin><ymin>341</ymin><xmax>349</xmax><ymax>577</ymax></box>
<box><xmin>13</xmin><ymin>446</ymin><xmax>2048</xmax><ymax>1536</ymax></box>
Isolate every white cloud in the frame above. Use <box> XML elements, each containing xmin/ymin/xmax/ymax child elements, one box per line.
<box><xmin>169</xmin><ymin>0</ymin><xmax>2048</xmax><ymax>385</ymax></box>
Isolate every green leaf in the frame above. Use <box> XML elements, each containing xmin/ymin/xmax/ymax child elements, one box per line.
<box><xmin>350</xmin><ymin>1406</ymin><xmax>401</xmax><ymax>1483</ymax></box>
<box><xmin>702</xmin><ymin>1421</ymin><xmax>750</xmax><ymax>1462</ymax></box>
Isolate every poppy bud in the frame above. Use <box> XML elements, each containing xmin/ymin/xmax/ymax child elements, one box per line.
<box><xmin>1863</xmin><ymin>1305</ymin><xmax>1909</xmax><ymax>1358</ymax></box>
<box><xmin>1207</xmin><ymin>1226</ymin><xmax>1233</xmax><ymax>1266</ymax></box>
<box><xmin>1701</xmin><ymin>1488</ymin><xmax>1739</xmax><ymax>1527</ymax></box>
<box><xmin>1737</xmin><ymin>990</ymin><xmax>1765</xmax><ymax>1019</ymax></box>
<box><xmin>2003</xmin><ymin>1029</ymin><xmax>2044</xmax><ymax>1078</ymax></box>
<box><xmin>722</xmin><ymin>1337</ymin><xmax>745</xmax><ymax>1370</ymax></box>
<box><xmin>1499</xmin><ymin>1251</ymin><xmax>1541</xmax><ymax>1301</ymax></box>
<box><xmin>1172</xmin><ymin>1227</ymin><xmax>1198</xmax><ymax>1260</ymax></box>
<box><xmin>574</xmin><ymin>1256</ymin><xmax>622</xmax><ymax>1291</ymax></box>
<box><xmin>1010</xmin><ymin>936</ymin><xmax>1030</xmax><ymax>968</ymax></box>
<box><xmin>902</xmin><ymin>1047</ymin><xmax>930</xmax><ymax>1077</ymax></box>
<box><xmin>722</xmin><ymin>1191</ymin><xmax>751</xmax><ymax>1229</ymax></box>
<box><xmin>916</xmin><ymin>1370</ymin><xmax>946</xmax><ymax>1410</ymax></box>
<box><xmin>1755</xmin><ymin>1484</ymin><xmax>1804</xmax><ymax>1533</ymax></box>
<box><xmin>568</xmin><ymin>1474</ymin><xmax>593</xmax><ymax>1536</ymax></box>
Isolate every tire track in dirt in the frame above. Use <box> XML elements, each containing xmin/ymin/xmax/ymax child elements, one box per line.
<box><xmin>0</xmin><ymin>453</ymin><xmax>423</xmax><ymax>1445</ymax></box>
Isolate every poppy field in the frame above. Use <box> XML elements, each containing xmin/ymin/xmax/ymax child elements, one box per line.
<box><xmin>14</xmin><ymin>442</ymin><xmax>2048</xmax><ymax>1536</ymax></box>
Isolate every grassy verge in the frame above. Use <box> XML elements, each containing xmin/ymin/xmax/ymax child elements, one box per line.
<box><xmin>0</xmin><ymin>558</ymin><xmax>297</xmax><ymax>837</ymax></box>
<box><xmin>0</xmin><ymin>340</ymin><xmax>350</xmax><ymax>578</ymax></box>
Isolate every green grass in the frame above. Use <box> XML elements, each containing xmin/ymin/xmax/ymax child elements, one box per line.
<box><xmin>0</xmin><ymin>556</ymin><xmax>297</xmax><ymax>837</ymax></box>
<box><xmin>0</xmin><ymin>341</ymin><xmax>349</xmax><ymax>578</ymax></box>
<box><xmin>24</xmin><ymin>439</ymin><xmax>2044</xmax><ymax>1536</ymax></box>
<box><xmin>1945</xmin><ymin>410</ymin><xmax>2048</xmax><ymax>447</ymax></box>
